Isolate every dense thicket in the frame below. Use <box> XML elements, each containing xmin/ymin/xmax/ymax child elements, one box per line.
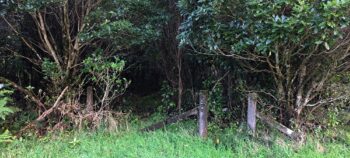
<box><xmin>179</xmin><ymin>0</ymin><xmax>350</xmax><ymax>128</ymax></box>
<box><xmin>0</xmin><ymin>0</ymin><xmax>350</xmax><ymax>137</ymax></box>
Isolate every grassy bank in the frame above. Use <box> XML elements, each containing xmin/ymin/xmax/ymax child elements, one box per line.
<box><xmin>1</xmin><ymin>119</ymin><xmax>349</xmax><ymax>158</ymax></box>
<box><xmin>1</xmin><ymin>129</ymin><xmax>232</xmax><ymax>158</ymax></box>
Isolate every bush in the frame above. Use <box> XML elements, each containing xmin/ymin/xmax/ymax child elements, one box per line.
<box><xmin>0</xmin><ymin>84</ymin><xmax>15</xmax><ymax>143</ymax></box>
<box><xmin>158</xmin><ymin>81</ymin><xmax>176</xmax><ymax>114</ymax></box>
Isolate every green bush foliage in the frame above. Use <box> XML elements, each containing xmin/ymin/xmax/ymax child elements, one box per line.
<box><xmin>158</xmin><ymin>81</ymin><xmax>176</xmax><ymax>114</ymax></box>
<box><xmin>179</xmin><ymin>0</ymin><xmax>350</xmax><ymax>128</ymax></box>
<box><xmin>0</xmin><ymin>85</ymin><xmax>15</xmax><ymax>143</ymax></box>
<box><xmin>0</xmin><ymin>88</ymin><xmax>13</xmax><ymax>120</ymax></box>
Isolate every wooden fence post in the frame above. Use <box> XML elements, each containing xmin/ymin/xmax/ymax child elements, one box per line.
<box><xmin>198</xmin><ymin>90</ymin><xmax>208</xmax><ymax>138</ymax></box>
<box><xmin>86</xmin><ymin>86</ymin><xmax>93</xmax><ymax>112</ymax></box>
<box><xmin>247</xmin><ymin>93</ymin><xmax>257</xmax><ymax>133</ymax></box>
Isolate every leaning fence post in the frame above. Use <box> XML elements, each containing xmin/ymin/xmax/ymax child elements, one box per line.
<box><xmin>198</xmin><ymin>90</ymin><xmax>208</xmax><ymax>138</ymax></box>
<box><xmin>247</xmin><ymin>93</ymin><xmax>257</xmax><ymax>133</ymax></box>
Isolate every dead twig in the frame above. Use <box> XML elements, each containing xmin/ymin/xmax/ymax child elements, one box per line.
<box><xmin>36</xmin><ymin>86</ymin><xmax>69</xmax><ymax>121</ymax></box>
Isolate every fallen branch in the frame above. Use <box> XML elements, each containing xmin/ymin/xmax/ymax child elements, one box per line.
<box><xmin>36</xmin><ymin>86</ymin><xmax>68</xmax><ymax>121</ymax></box>
<box><xmin>0</xmin><ymin>77</ymin><xmax>46</xmax><ymax>109</ymax></box>
<box><xmin>256</xmin><ymin>111</ymin><xmax>300</xmax><ymax>140</ymax></box>
<box><xmin>141</xmin><ymin>107</ymin><xmax>198</xmax><ymax>132</ymax></box>
<box><xmin>16</xmin><ymin>86</ymin><xmax>68</xmax><ymax>136</ymax></box>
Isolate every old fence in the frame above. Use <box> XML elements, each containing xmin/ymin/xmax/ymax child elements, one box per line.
<box><xmin>142</xmin><ymin>91</ymin><xmax>300</xmax><ymax>140</ymax></box>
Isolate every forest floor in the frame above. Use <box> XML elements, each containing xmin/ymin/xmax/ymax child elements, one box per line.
<box><xmin>1</xmin><ymin>114</ymin><xmax>349</xmax><ymax>158</ymax></box>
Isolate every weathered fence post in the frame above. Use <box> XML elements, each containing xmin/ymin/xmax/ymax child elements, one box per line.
<box><xmin>86</xmin><ymin>86</ymin><xmax>93</xmax><ymax>112</ymax></box>
<box><xmin>198</xmin><ymin>90</ymin><xmax>208</xmax><ymax>138</ymax></box>
<box><xmin>247</xmin><ymin>93</ymin><xmax>257</xmax><ymax>133</ymax></box>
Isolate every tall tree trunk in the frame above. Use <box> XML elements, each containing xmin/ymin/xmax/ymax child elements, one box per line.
<box><xmin>158</xmin><ymin>0</ymin><xmax>183</xmax><ymax>113</ymax></box>
<box><xmin>177</xmin><ymin>48</ymin><xmax>183</xmax><ymax>112</ymax></box>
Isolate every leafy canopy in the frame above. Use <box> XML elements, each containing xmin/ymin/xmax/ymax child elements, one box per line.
<box><xmin>179</xmin><ymin>0</ymin><xmax>350</xmax><ymax>54</ymax></box>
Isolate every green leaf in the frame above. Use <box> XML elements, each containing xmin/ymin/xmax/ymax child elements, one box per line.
<box><xmin>315</xmin><ymin>40</ymin><xmax>323</xmax><ymax>45</ymax></box>
<box><xmin>0</xmin><ymin>130</ymin><xmax>14</xmax><ymax>143</ymax></box>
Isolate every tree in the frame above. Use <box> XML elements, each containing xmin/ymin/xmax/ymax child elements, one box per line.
<box><xmin>179</xmin><ymin>0</ymin><xmax>350</xmax><ymax>128</ymax></box>
<box><xmin>157</xmin><ymin>0</ymin><xmax>184</xmax><ymax>113</ymax></box>
<box><xmin>1</xmin><ymin>0</ymin><xmax>162</xmax><ymax>131</ymax></box>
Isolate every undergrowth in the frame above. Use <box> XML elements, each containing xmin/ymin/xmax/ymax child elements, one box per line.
<box><xmin>0</xmin><ymin>114</ymin><xmax>349</xmax><ymax>158</ymax></box>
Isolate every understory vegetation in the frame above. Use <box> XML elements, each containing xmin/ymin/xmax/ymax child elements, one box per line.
<box><xmin>1</xmin><ymin>118</ymin><xmax>349</xmax><ymax>158</ymax></box>
<box><xmin>1</xmin><ymin>0</ymin><xmax>350</xmax><ymax>157</ymax></box>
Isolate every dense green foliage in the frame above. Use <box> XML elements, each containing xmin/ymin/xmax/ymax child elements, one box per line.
<box><xmin>1</xmin><ymin>0</ymin><xmax>165</xmax><ymax>131</ymax></box>
<box><xmin>0</xmin><ymin>88</ymin><xmax>13</xmax><ymax>120</ymax></box>
<box><xmin>179</xmin><ymin>0</ymin><xmax>350</xmax><ymax>127</ymax></box>
<box><xmin>0</xmin><ymin>0</ymin><xmax>350</xmax><ymax>157</ymax></box>
<box><xmin>0</xmin><ymin>86</ymin><xmax>15</xmax><ymax>143</ymax></box>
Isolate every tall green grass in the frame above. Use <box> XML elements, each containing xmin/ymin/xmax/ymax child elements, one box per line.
<box><xmin>1</xmin><ymin>119</ymin><xmax>349</xmax><ymax>158</ymax></box>
<box><xmin>1</xmin><ymin>130</ymin><xmax>232</xmax><ymax>158</ymax></box>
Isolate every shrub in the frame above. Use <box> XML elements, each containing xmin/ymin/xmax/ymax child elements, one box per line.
<box><xmin>0</xmin><ymin>84</ymin><xmax>15</xmax><ymax>143</ymax></box>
